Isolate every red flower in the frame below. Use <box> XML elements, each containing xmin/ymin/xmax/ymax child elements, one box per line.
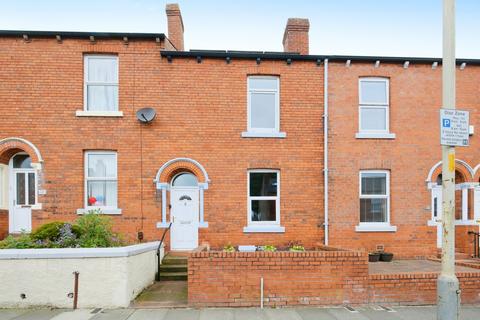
<box><xmin>88</xmin><ymin>196</ymin><xmax>97</xmax><ymax>206</ymax></box>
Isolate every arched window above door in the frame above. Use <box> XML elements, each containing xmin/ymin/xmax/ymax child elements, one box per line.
<box><xmin>172</xmin><ymin>172</ymin><xmax>198</xmax><ymax>187</ymax></box>
<box><xmin>13</xmin><ymin>154</ymin><xmax>32</xmax><ymax>169</ymax></box>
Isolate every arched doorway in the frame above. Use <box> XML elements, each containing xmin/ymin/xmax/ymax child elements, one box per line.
<box><xmin>170</xmin><ymin>172</ymin><xmax>199</xmax><ymax>250</ymax></box>
<box><xmin>154</xmin><ymin>158</ymin><xmax>210</xmax><ymax>251</ymax></box>
<box><xmin>9</xmin><ymin>153</ymin><xmax>37</xmax><ymax>233</ymax></box>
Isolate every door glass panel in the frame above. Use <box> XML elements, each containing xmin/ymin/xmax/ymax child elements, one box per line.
<box><xmin>16</xmin><ymin>173</ymin><xmax>26</xmax><ymax>205</ymax></box>
<box><xmin>28</xmin><ymin>173</ymin><xmax>35</xmax><ymax>205</ymax></box>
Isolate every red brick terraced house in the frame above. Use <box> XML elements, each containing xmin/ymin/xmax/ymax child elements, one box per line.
<box><xmin>0</xmin><ymin>4</ymin><xmax>479</xmax><ymax>259</ymax></box>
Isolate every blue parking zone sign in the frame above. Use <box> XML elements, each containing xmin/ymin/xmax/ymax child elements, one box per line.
<box><xmin>440</xmin><ymin>109</ymin><xmax>469</xmax><ymax>146</ymax></box>
<box><xmin>442</xmin><ymin>119</ymin><xmax>451</xmax><ymax>128</ymax></box>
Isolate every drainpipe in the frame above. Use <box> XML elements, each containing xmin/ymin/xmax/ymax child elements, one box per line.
<box><xmin>323</xmin><ymin>58</ymin><xmax>329</xmax><ymax>246</ymax></box>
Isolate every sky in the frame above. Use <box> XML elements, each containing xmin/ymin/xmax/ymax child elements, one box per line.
<box><xmin>0</xmin><ymin>0</ymin><xmax>479</xmax><ymax>58</ymax></box>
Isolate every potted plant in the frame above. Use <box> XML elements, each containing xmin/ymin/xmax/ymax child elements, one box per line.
<box><xmin>380</xmin><ymin>252</ymin><xmax>394</xmax><ymax>262</ymax></box>
<box><xmin>261</xmin><ymin>245</ymin><xmax>277</xmax><ymax>252</ymax></box>
<box><xmin>368</xmin><ymin>252</ymin><xmax>381</xmax><ymax>262</ymax></box>
<box><xmin>223</xmin><ymin>244</ymin><xmax>235</xmax><ymax>252</ymax></box>
<box><xmin>289</xmin><ymin>245</ymin><xmax>305</xmax><ymax>252</ymax></box>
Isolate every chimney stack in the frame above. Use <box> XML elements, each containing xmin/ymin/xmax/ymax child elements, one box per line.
<box><xmin>166</xmin><ymin>3</ymin><xmax>184</xmax><ymax>51</ymax></box>
<box><xmin>282</xmin><ymin>18</ymin><xmax>310</xmax><ymax>55</ymax></box>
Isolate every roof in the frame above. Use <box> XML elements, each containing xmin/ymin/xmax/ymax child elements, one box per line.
<box><xmin>0</xmin><ymin>30</ymin><xmax>165</xmax><ymax>40</ymax></box>
<box><xmin>161</xmin><ymin>50</ymin><xmax>480</xmax><ymax>65</ymax></box>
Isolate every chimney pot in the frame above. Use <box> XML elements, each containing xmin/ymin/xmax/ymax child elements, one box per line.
<box><xmin>282</xmin><ymin>18</ymin><xmax>310</xmax><ymax>55</ymax></box>
<box><xmin>166</xmin><ymin>3</ymin><xmax>184</xmax><ymax>51</ymax></box>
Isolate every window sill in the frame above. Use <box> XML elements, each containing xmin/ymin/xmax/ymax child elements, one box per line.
<box><xmin>76</xmin><ymin>208</ymin><xmax>122</xmax><ymax>215</ymax></box>
<box><xmin>355</xmin><ymin>132</ymin><xmax>396</xmax><ymax>139</ymax></box>
<box><xmin>243</xmin><ymin>225</ymin><xmax>285</xmax><ymax>233</ymax></box>
<box><xmin>75</xmin><ymin>110</ymin><xmax>123</xmax><ymax>117</ymax></box>
<box><xmin>355</xmin><ymin>224</ymin><xmax>397</xmax><ymax>232</ymax></box>
<box><xmin>428</xmin><ymin>219</ymin><xmax>480</xmax><ymax>226</ymax></box>
<box><xmin>241</xmin><ymin>132</ymin><xmax>286</xmax><ymax>138</ymax></box>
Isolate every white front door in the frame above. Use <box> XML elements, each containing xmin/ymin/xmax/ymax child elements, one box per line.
<box><xmin>170</xmin><ymin>187</ymin><xmax>199</xmax><ymax>250</ymax></box>
<box><xmin>9</xmin><ymin>168</ymin><xmax>35</xmax><ymax>233</ymax></box>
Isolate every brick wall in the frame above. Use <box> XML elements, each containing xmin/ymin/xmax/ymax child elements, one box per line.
<box><xmin>0</xmin><ymin>36</ymin><xmax>325</xmax><ymax>248</ymax></box>
<box><xmin>369</xmin><ymin>272</ymin><xmax>480</xmax><ymax>305</ymax></box>
<box><xmin>188</xmin><ymin>250</ymin><xmax>368</xmax><ymax>307</ymax></box>
<box><xmin>328</xmin><ymin>61</ymin><xmax>480</xmax><ymax>258</ymax></box>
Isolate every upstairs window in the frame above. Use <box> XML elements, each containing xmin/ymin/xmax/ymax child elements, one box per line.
<box><xmin>359</xmin><ymin>78</ymin><xmax>389</xmax><ymax>133</ymax></box>
<box><xmin>84</xmin><ymin>55</ymin><xmax>118</xmax><ymax>112</ymax></box>
<box><xmin>247</xmin><ymin>76</ymin><xmax>280</xmax><ymax>133</ymax></box>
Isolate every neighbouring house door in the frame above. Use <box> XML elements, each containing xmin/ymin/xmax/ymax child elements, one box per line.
<box><xmin>432</xmin><ymin>186</ymin><xmax>443</xmax><ymax>248</ymax></box>
<box><xmin>9</xmin><ymin>159</ymin><xmax>35</xmax><ymax>233</ymax></box>
<box><xmin>170</xmin><ymin>187</ymin><xmax>199</xmax><ymax>250</ymax></box>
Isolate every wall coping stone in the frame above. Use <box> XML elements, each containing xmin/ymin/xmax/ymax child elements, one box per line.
<box><xmin>190</xmin><ymin>249</ymin><xmax>365</xmax><ymax>258</ymax></box>
<box><xmin>0</xmin><ymin>241</ymin><xmax>161</xmax><ymax>259</ymax></box>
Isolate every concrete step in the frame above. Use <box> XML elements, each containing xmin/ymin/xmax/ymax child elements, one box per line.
<box><xmin>162</xmin><ymin>255</ymin><xmax>188</xmax><ymax>265</ymax></box>
<box><xmin>159</xmin><ymin>271</ymin><xmax>188</xmax><ymax>281</ymax></box>
<box><xmin>159</xmin><ymin>264</ymin><xmax>187</xmax><ymax>273</ymax></box>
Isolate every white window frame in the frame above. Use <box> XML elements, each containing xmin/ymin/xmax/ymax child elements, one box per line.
<box><xmin>356</xmin><ymin>170</ymin><xmax>396</xmax><ymax>232</ymax></box>
<box><xmin>80</xmin><ymin>55</ymin><xmax>122</xmax><ymax>117</ymax></box>
<box><xmin>79</xmin><ymin>151</ymin><xmax>120</xmax><ymax>215</ymax></box>
<box><xmin>244</xmin><ymin>76</ymin><xmax>284</xmax><ymax>138</ymax></box>
<box><xmin>245</xmin><ymin>169</ymin><xmax>284</xmax><ymax>232</ymax></box>
<box><xmin>0</xmin><ymin>164</ymin><xmax>7</xmax><ymax>209</ymax></box>
<box><xmin>357</xmin><ymin>77</ymin><xmax>395</xmax><ymax>139</ymax></box>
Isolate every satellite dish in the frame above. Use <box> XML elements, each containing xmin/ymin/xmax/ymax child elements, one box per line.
<box><xmin>136</xmin><ymin>107</ymin><xmax>156</xmax><ymax>123</ymax></box>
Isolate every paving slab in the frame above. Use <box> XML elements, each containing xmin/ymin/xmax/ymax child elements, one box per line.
<box><xmin>90</xmin><ymin>309</ymin><xmax>135</xmax><ymax>320</ymax></box>
<box><xmin>359</xmin><ymin>307</ymin><xmax>403</xmax><ymax>320</ymax></box>
<box><xmin>326</xmin><ymin>307</ymin><xmax>370</xmax><ymax>320</ymax></box>
<box><xmin>198</xmin><ymin>308</ymin><xmax>234</xmax><ymax>320</ymax></box>
<box><xmin>296</xmin><ymin>307</ymin><xmax>337</xmax><ymax>320</ymax></box>
<box><xmin>50</xmin><ymin>309</ymin><xmax>95</xmax><ymax>320</ymax></box>
<box><xmin>0</xmin><ymin>309</ymin><xmax>30</xmax><ymax>320</ymax></box>
<box><xmin>264</xmin><ymin>308</ymin><xmax>302</xmax><ymax>320</ymax></box>
<box><xmin>133</xmin><ymin>281</ymin><xmax>188</xmax><ymax>308</ymax></box>
<box><xmin>128</xmin><ymin>309</ymin><xmax>168</xmax><ymax>320</ymax></box>
<box><xmin>393</xmin><ymin>306</ymin><xmax>436</xmax><ymax>320</ymax></box>
<box><xmin>12</xmin><ymin>309</ymin><xmax>64</xmax><ymax>320</ymax></box>
<box><xmin>163</xmin><ymin>309</ymin><xmax>199</xmax><ymax>320</ymax></box>
<box><xmin>233</xmin><ymin>308</ymin><xmax>268</xmax><ymax>320</ymax></box>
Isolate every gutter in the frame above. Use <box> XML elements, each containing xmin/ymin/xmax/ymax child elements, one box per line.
<box><xmin>323</xmin><ymin>59</ymin><xmax>329</xmax><ymax>246</ymax></box>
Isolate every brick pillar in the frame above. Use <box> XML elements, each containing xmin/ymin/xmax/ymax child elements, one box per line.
<box><xmin>282</xmin><ymin>18</ymin><xmax>310</xmax><ymax>55</ymax></box>
<box><xmin>166</xmin><ymin>3</ymin><xmax>184</xmax><ymax>51</ymax></box>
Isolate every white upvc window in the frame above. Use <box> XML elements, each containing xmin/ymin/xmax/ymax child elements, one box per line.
<box><xmin>244</xmin><ymin>170</ymin><xmax>284</xmax><ymax>233</ymax></box>
<box><xmin>83</xmin><ymin>55</ymin><xmax>119</xmax><ymax>113</ymax></box>
<box><xmin>357</xmin><ymin>78</ymin><xmax>394</xmax><ymax>139</ymax></box>
<box><xmin>81</xmin><ymin>151</ymin><xmax>119</xmax><ymax>214</ymax></box>
<box><xmin>356</xmin><ymin>170</ymin><xmax>396</xmax><ymax>232</ymax></box>
<box><xmin>243</xmin><ymin>76</ymin><xmax>285</xmax><ymax>138</ymax></box>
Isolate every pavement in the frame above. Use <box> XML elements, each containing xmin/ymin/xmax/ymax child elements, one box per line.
<box><xmin>1</xmin><ymin>306</ymin><xmax>480</xmax><ymax>320</ymax></box>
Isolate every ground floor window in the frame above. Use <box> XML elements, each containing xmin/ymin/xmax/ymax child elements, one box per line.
<box><xmin>359</xmin><ymin>170</ymin><xmax>390</xmax><ymax>224</ymax></box>
<box><xmin>248</xmin><ymin>170</ymin><xmax>280</xmax><ymax>225</ymax></box>
<box><xmin>85</xmin><ymin>151</ymin><xmax>118</xmax><ymax>210</ymax></box>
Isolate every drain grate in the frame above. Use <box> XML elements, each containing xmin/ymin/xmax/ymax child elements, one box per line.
<box><xmin>344</xmin><ymin>305</ymin><xmax>359</xmax><ymax>313</ymax></box>
<box><xmin>380</xmin><ymin>305</ymin><xmax>396</xmax><ymax>312</ymax></box>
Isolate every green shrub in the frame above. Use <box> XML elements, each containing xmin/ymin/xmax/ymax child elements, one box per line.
<box><xmin>223</xmin><ymin>244</ymin><xmax>235</xmax><ymax>252</ymax></box>
<box><xmin>76</xmin><ymin>210</ymin><xmax>121</xmax><ymax>248</ymax></box>
<box><xmin>289</xmin><ymin>245</ymin><xmax>305</xmax><ymax>252</ymax></box>
<box><xmin>0</xmin><ymin>233</ymin><xmax>39</xmax><ymax>249</ymax></box>
<box><xmin>262</xmin><ymin>245</ymin><xmax>277</xmax><ymax>252</ymax></box>
<box><xmin>31</xmin><ymin>221</ymin><xmax>82</xmax><ymax>242</ymax></box>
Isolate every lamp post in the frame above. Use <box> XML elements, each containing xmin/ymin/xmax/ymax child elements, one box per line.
<box><xmin>437</xmin><ymin>0</ymin><xmax>460</xmax><ymax>319</ymax></box>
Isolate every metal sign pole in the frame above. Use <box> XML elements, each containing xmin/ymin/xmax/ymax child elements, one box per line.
<box><xmin>438</xmin><ymin>0</ymin><xmax>460</xmax><ymax>319</ymax></box>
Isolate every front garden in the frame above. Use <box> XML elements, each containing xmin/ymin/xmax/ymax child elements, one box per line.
<box><xmin>0</xmin><ymin>210</ymin><xmax>124</xmax><ymax>249</ymax></box>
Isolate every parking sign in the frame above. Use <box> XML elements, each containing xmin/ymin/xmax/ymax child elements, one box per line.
<box><xmin>440</xmin><ymin>109</ymin><xmax>469</xmax><ymax>147</ymax></box>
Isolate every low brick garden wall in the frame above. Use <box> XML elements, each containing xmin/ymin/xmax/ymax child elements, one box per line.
<box><xmin>188</xmin><ymin>249</ymin><xmax>369</xmax><ymax>307</ymax></box>
<box><xmin>369</xmin><ymin>272</ymin><xmax>480</xmax><ymax>305</ymax></box>
<box><xmin>188</xmin><ymin>249</ymin><xmax>480</xmax><ymax>307</ymax></box>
